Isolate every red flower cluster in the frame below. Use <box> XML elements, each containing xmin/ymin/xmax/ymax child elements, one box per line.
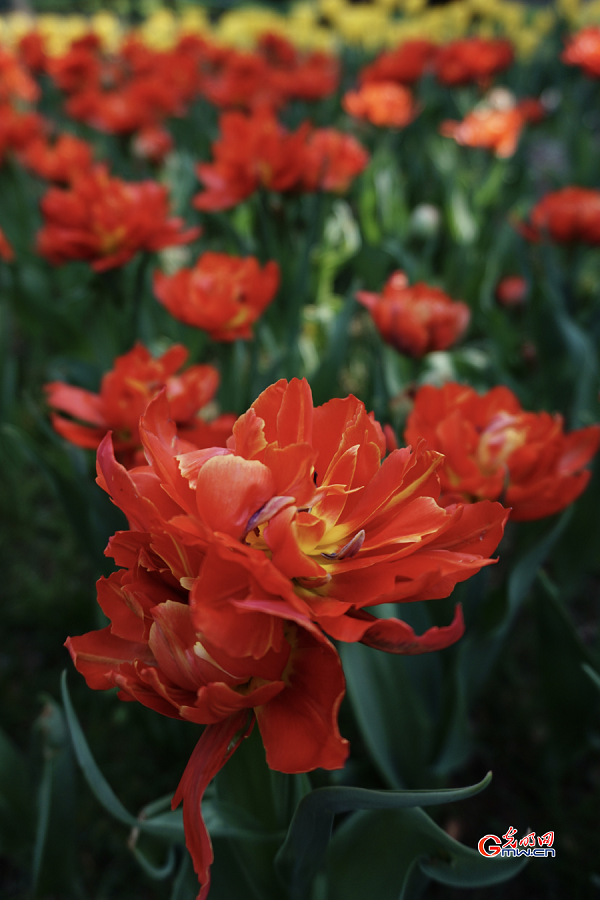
<box><xmin>199</xmin><ymin>33</ymin><xmax>339</xmax><ymax>110</ymax></box>
<box><xmin>37</xmin><ymin>164</ymin><xmax>200</xmax><ymax>271</ymax></box>
<box><xmin>67</xmin><ymin>378</ymin><xmax>508</xmax><ymax>895</ymax></box>
<box><xmin>434</xmin><ymin>38</ymin><xmax>514</xmax><ymax>87</ymax></box>
<box><xmin>53</xmin><ymin>36</ymin><xmax>198</xmax><ymax>135</ymax></box>
<box><xmin>356</xmin><ymin>270</ymin><xmax>470</xmax><ymax>357</ymax></box>
<box><xmin>20</xmin><ymin>132</ymin><xmax>93</xmax><ymax>183</ymax></box>
<box><xmin>440</xmin><ymin>92</ymin><xmax>544</xmax><ymax>157</ymax></box>
<box><xmin>46</xmin><ymin>343</ymin><xmax>233</xmax><ymax>467</ymax></box>
<box><xmin>518</xmin><ymin>187</ymin><xmax>600</xmax><ymax>244</ymax></box>
<box><xmin>343</xmin><ymin>82</ymin><xmax>419</xmax><ymax>128</ymax></box>
<box><xmin>194</xmin><ymin>109</ymin><xmax>368</xmax><ymax>211</ymax></box>
<box><xmin>154</xmin><ymin>252</ymin><xmax>280</xmax><ymax>341</ymax></box>
<box><xmin>405</xmin><ymin>383</ymin><xmax>600</xmax><ymax>521</ymax></box>
<box><xmin>562</xmin><ymin>27</ymin><xmax>600</xmax><ymax>78</ymax></box>
<box><xmin>359</xmin><ymin>39</ymin><xmax>438</xmax><ymax>86</ymax></box>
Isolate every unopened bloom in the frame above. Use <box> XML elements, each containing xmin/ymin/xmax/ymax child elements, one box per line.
<box><xmin>562</xmin><ymin>27</ymin><xmax>600</xmax><ymax>78</ymax></box>
<box><xmin>132</xmin><ymin>124</ymin><xmax>174</xmax><ymax>164</ymax></box>
<box><xmin>0</xmin><ymin>225</ymin><xmax>13</xmax><ymax>262</ymax></box>
<box><xmin>359</xmin><ymin>40</ymin><xmax>438</xmax><ymax>86</ymax></box>
<box><xmin>37</xmin><ymin>165</ymin><xmax>200</xmax><ymax>271</ymax></box>
<box><xmin>434</xmin><ymin>38</ymin><xmax>514</xmax><ymax>87</ymax></box>
<box><xmin>342</xmin><ymin>82</ymin><xmax>419</xmax><ymax>128</ymax></box>
<box><xmin>356</xmin><ymin>270</ymin><xmax>470</xmax><ymax>357</ymax></box>
<box><xmin>440</xmin><ymin>92</ymin><xmax>544</xmax><ymax>158</ymax></box>
<box><xmin>496</xmin><ymin>276</ymin><xmax>528</xmax><ymax>307</ymax></box>
<box><xmin>46</xmin><ymin>343</ymin><xmax>231</xmax><ymax>468</ymax></box>
<box><xmin>67</xmin><ymin>378</ymin><xmax>508</xmax><ymax>896</ymax></box>
<box><xmin>154</xmin><ymin>252</ymin><xmax>279</xmax><ymax>341</ymax></box>
<box><xmin>20</xmin><ymin>133</ymin><xmax>93</xmax><ymax>183</ymax></box>
<box><xmin>405</xmin><ymin>383</ymin><xmax>600</xmax><ymax>521</ymax></box>
<box><xmin>518</xmin><ymin>187</ymin><xmax>600</xmax><ymax>244</ymax></box>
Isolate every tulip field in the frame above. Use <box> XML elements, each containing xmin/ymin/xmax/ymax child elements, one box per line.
<box><xmin>3</xmin><ymin>0</ymin><xmax>600</xmax><ymax>897</ymax></box>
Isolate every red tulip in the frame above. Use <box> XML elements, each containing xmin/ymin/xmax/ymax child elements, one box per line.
<box><xmin>496</xmin><ymin>275</ymin><xmax>528</xmax><ymax>307</ymax></box>
<box><xmin>45</xmin><ymin>343</ymin><xmax>230</xmax><ymax>467</ymax></box>
<box><xmin>440</xmin><ymin>93</ymin><xmax>543</xmax><ymax>158</ymax></box>
<box><xmin>562</xmin><ymin>27</ymin><xmax>600</xmax><ymax>78</ymax></box>
<box><xmin>37</xmin><ymin>164</ymin><xmax>200</xmax><ymax>271</ymax></box>
<box><xmin>343</xmin><ymin>82</ymin><xmax>419</xmax><ymax>128</ymax></box>
<box><xmin>20</xmin><ymin>133</ymin><xmax>93</xmax><ymax>183</ymax></box>
<box><xmin>301</xmin><ymin>128</ymin><xmax>369</xmax><ymax>192</ymax></box>
<box><xmin>518</xmin><ymin>187</ymin><xmax>600</xmax><ymax>244</ymax></box>
<box><xmin>67</xmin><ymin>378</ymin><xmax>508</xmax><ymax>897</ymax></box>
<box><xmin>359</xmin><ymin>40</ymin><xmax>438</xmax><ymax>86</ymax></box>
<box><xmin>434</xmin><ymin>38</ymin><xmax>514</xmax><ymax>87</ymax></box>
<box><xmin>154</xmin><ymin>251</ymin><xmax>279</xmax><ymax>341</ymax></box>
<box><xmin>405</xmin><ymin>383</ymin><xmax>600</xmax><ymax>521</ymax></box>
<box><xmin>356</xmin><ymin>270</ymin><xmax>470</xmax><ymax>357</ymax></box>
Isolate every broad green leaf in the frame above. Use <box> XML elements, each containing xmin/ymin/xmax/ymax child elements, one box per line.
<box><xmin>326</xmin><ymin>806</ymin><xmax>526</xmax><ymax>900</ymax></box>
<box><xmin>275</xmin><ymin>772</ymin><xmax>492</xmax><ymax>900</ymax></box>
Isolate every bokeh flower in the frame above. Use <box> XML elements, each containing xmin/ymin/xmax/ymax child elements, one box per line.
<box><xmin>45</xmin><ymin>343</ymin><xmax>231</xmax><ymax>467</ymax></box>
<box><xmin>0</xmin><ymin>225</ymin><xmax>14</xmax><ymax>262</ymax></box>
<box><xmin>37</xmin><ymin>164</ymin><xmax>200</xmax><ymax>271</ymax></box>
<box><xmin>301</xmin><ymin>127</ymin><xmax>369</xmax><ymax>192</ymax></box>
<box><xmin>434</xmin><ymin>38</ymin><xmax>514</xmax><ymax>87</ymax></box>
<box><xmin>153</xmin><ymin>252</ymin><xmax>280</xmax><ymax>341</ymax></box>
<box><xmin>518</xmin><ymin>187</ymin><xmax>600</xmax><ymax>244</ymax></box>
<box><xmin>405</xmin><ymin>383</ymin><xmax>600</xmax><ymax>521</ymax></box>
<box><xmin>359</xmin><ymin>40</ymin><xmax>438</xmax><ymax>86</ymax></box>
<box><xmin>496</xmin><ymin>275</ymin><xmax>528</xmax><ymax>307</ymax></box>
<box><xmin>356</xmin><ymin>270</ymin><xmax>470</xmax><ymax>357</ymax></box>
<box><xmin>440</xmin><ymin>91</ymin><xmax>544</xmax><ymax>157</ymax></box>
<box><xmin>20</xmin><ymin>132</ymin><xmax>93</xmax><ymax>183</ymax></box>
<box><xmin>342</xmin><ymin>81</ymin><xmax>419</xmax><ymax>128</ymax></box>
<box><xmin>562</xmin><ymin>27</ymin><xmax>600</xmax><ymax>78</ymax></box>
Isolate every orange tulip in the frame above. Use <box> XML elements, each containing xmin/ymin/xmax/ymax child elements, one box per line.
<box><xmin>45</xmin><ymin>343</ymin><xmax>231</xmax><ymax>467</ymax></box>
<box><xmin>343</xmin><ymin>82</ymin><xmax>419</xmax><ymax>128</ymax></box>
<box><xmin>357</xmin><ymin>270</ymin><xmax>470</xmax><ymax>357</ymax></box>
<box><xmin>153</xmin><ymin>252</ymin><xmax>280</xmax><ymax>341</ymax></box>
<box><xmin>405</xmin><ymin>383</ymin><xmax>600</xmax><ymax>521</ymax></box>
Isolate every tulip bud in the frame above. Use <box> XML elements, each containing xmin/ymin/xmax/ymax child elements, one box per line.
<box><xmin>496</xmin><ymin>275</ymin><xmax>528</xmax><ymax>307</ymax></box>
<box><xmin>410</xmin><ymin>203</ymin><xmax>441</xmax><ymax>238</ymax></box>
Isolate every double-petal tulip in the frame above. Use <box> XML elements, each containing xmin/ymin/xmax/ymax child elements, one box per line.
<box><xmin>440</xmin><ymin>91</ymin><xmax>543</xmax><ymax>158</ymax></box>
<box><xmin>405</xmin><ymin>383</ymin><xmax>600</xmax><ymax>521</ymax></box>
<box><xmin>37</xmin><ymin>164</ymin><xmax>200</xmax><ymax>271</ymax></box>
<box><xmin>194</xmin><ymin>108</ymin><xmax>310</xmax><ymax>211</ymax></box>
<box><xmin>343</xmin><ymin>82</ymin><xmax>419</xmax><ymax>129</ymax></box>
<box><xmin>356</xmin><ymin>270</ymin><xmax>470</xmax><ymax>357</ymax></box>
<box><xmin>46</xmin><ymin>343</ymin><xmax>232</xmax><ymax>467</ymax></box>
<box><xmin>301</xmin><ymin>128</ymin><xmax>369</xmax><ymax>193</ymax></box>
<box><xmin>518</xmin><ymin>187</ymin><xmax>600</xmax><ymax>244</ymax></box>
<box><xmin>67</xmin><ymin>378</ymin><xmax>508</xmax><ymax>897</ymax></box>
<box><xmin>153</xmin><ymin>252</ymin><xmax>280</xmax><ymax>341</ymax></box>
<box><xmin>434</xmin><ymin>38</ymin><xmax>514</xmax><ymax>87</ymax></box>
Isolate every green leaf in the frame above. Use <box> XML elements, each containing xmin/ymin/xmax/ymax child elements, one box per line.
<box><xmin>583</xmin><ymin>663</ymin><xmax>600</xmax><ymax>694</ymax></box>
<box><xmin>275</xmin><ymin>773</ymin><xmax>492</xmax><ymax>900</ymax></box>
<box><xmin>0</xmin><ymin>726</ymin><xmax>33</xmax><ymax>861</ymax></box>
<box><xmin>339</xmin><ymin>638</ymin><xmax>434</xmax><ymax>789</ymax></box>
<box><xmin>131</xmin><ymin>843</ymin><xmax>177</xmax><ymax>881</ymax></box>
<box><xmin>326</xmin><ymin>807</ymin><xmax>526</xmax><ymax>900</ymax></box>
